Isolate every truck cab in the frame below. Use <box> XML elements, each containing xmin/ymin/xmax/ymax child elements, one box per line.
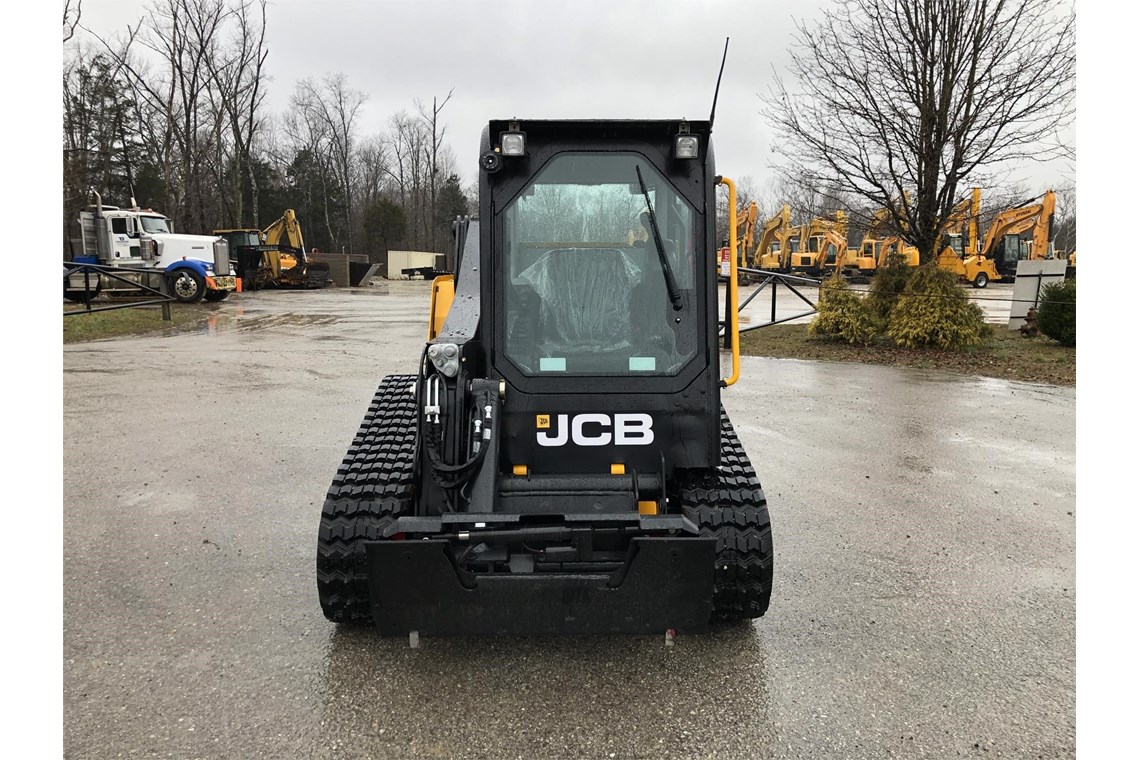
<box><xmin>73</xmin><ymin>197</ymin><xmax>237</xmax><ymax>303</ymax></box>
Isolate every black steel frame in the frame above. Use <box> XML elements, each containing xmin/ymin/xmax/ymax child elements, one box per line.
<box><xmin>721</xmin><ymin>268</ymin><xmax>821</xmax><ymax>347</ymax></box>
<box><xmin>63</xmin><ymin>262</ymin><xmax>174</xmax><ymax>319</ymax></box>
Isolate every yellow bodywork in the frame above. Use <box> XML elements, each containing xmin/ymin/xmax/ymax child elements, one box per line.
<box><xmin>978</xmin><ymin>189</ymin><xmax>1056</xmax><ymax>261</ymax></box>
<box><xmin>262</xmin><ymin>209</ymin><xmax>308</xmax><ymax>282</ymax></box>
<box><xmin>718</xmin><ymin>176</ymin><xmax>740</xmax><ymax>387</ymax></box>
<box><xmin>849</xmin><ymin>196</ymin><xmax>919</xmax><ymax>275</ymax></box>
<box><xmin>936</xmin><ymin>188</ymin><xmax>1000</xmax><ymax>286</ymax></box>
<box><xmin>755</xmin><ymin>205</ymin><xmax>794</xmax><ymax>271</ymax></box>
<box><xmin>789</xmin><ymin>211</ymin><xmax>848</xmax><ymax>273</ymax></box>
<box><xmin>735</xmin><ymin>201</ymin><xmax>759</xmax><ymax>271</ymax></box>
<box><xmin>427</xmin><ymin>275</ymin><xmax>455</xmax><ymax>340</ymax></box>
<box><xmin>772</xmin><ymin>224</ymin><xmax>801</xmax><ymax>271</ymax></box>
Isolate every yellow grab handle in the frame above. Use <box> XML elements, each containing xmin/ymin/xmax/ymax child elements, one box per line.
<box><xmin>427</xmin><ymin>275</ymin><xmax>455</xmax><ymax>340</ymax></box>
<box><xmin>717</xmin><ymin>176</ymin><xmax>740</xmax><ymax>387</ymax></box>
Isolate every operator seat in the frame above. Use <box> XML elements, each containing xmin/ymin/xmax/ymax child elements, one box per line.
<box><xmin>532</xmin><ymin>247</ymin><xmax>637</xmax><ymax>352</ymax></box>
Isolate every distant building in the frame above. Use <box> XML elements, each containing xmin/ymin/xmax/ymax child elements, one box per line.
<box><xmin>382</xmin><ymin>250</ymin><xmax>447</xmax><ymax>279</ymax></box>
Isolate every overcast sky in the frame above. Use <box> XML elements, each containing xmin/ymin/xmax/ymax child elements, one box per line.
<box><xmin>77</xmin><ymin>0</ymin><xmax>1073</xmax><ymax>196</ymax></box>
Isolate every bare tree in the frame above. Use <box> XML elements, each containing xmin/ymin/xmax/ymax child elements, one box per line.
<box><xmin>383</xmin><ymin>109</ymin><xmax>431</xmax><ymax>248</ymax></box>
<box><xmin>293</xmin><ymin>74</ymin><xmax>366</xmax><ymax>252</ymax></box>
<box><xmin>62</xmin><ymin>46</ymin><xmax>138</xmax><ymax>245</ymax></box>
<box><xmin>415</xmin><ymin>89</ymin><xmax>454</xmax><ymax>251</ymax></box>
<box><xmin>91</xmin><ymin>0</ymin><xmax>234</xmax><ymax>231</ymax></box>
<box><xmin>63</xmin><ymin>0</ymin><xmax>83</xmax><ymax>43</ymax></box>
<box><xmin>283</xmin><ymin>85</ymin><xmax>336</xmax><ymax>245</ymax></box>
<box><xmin>206</xmin><ymin>0</ymin><xmax>268</xmax><ymax>227</ymax></box>
<box><xmin>763</xmin><ymin>0</ymin><xmax>1075</xmax><ymax>263</ymax></box>
<box><xmin>354</xmin><ymin>136</ymin><xmax>390</xmax><ymax>214</ymax></box>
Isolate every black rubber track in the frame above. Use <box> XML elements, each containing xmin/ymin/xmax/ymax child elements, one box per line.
<box><xmin>317</xmin><ymin>374</ymin><xmax>418</xmax><ymax>624</ymax></box>
<box><xmin>678</xmin><ymin>408</ymin><xmax>774</xmax><ymax>621</ymax></box>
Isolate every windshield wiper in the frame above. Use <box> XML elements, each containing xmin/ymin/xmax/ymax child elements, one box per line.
<box><xmin>635</xmin><ymin>165</ymin><xmax>684</xmax><ymax>311</ymax></box>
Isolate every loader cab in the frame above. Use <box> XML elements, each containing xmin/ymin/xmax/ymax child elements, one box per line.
<box><xmin>993</xmin><ymin>233</ymin><xmax>1026</xmax><ymax>275</ymax></box>
<box><xmin>452</xmin><ymin>119</ymin><xmax>721</xmax><ymax>480</ymax></box>
<box><xmin>943</xmin><ymin>233</ymin><xmax>965</xmax><ymax>258</ymax></box>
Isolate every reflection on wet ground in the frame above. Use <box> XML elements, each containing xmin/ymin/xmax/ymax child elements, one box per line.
<box><xmin>316</xmin><ymin>624</ymin><xmax>774</xmax><ymax>759</ymax></box>
<box><xmin>64</xmin><ymin>283</ymin><xmax>1074</xmax><ymax>759</ymax></box>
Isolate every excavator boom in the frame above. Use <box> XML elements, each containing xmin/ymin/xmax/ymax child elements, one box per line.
<box><xmin>755</xmin><ymin>204</ymin><xmax>792</xmax><ymax>270</ymax></box>
<box><xmin>977</xmin><ymin>190</ymin><xmax>1056</xmax><ymax>279</ymax></box>
<box><xmin>240</xmin><ymin>209</ymin><xmax>331</xmax><ymax>289</ymax></box>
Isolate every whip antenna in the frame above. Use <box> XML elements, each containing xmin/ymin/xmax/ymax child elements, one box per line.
<box><xmin>709</xmin><ymin>37</ymin><xmax>730</xmax><ymax>128</ymax></box>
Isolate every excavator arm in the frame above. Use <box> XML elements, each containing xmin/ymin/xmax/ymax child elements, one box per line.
<box><xmin>736</xmin><ymin>202</ymin><xmax>759</xmax><ymax>269</ymax></box>
<box><xmin>818</xmin><ymin>229</ymin><xmax>850</xmax><ymax>271</ymax></box>
<box><xmin>1030</xmin><ymin>190</ymin><xmax>1056</xmax><ymax>260</ymax></box>
<box><xmin>263</xmin><ymin>209</ymin><xmax>306</xmax><ymax>259</ymax></box>
<box><xmin>753</xmin><ymin>204</ymin><xmax>791</xmax><ymax>268</ymax></box>
<box><xmin>258</xmin><ymin>209</ymin><xmax>330</xmax><ymax>288</ymax></box>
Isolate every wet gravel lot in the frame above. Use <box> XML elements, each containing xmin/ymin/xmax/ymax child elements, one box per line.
<box><xmin>64</xmin><ymin>282</ymin><xmax>1074</xmax><ymax>759</ymax></box>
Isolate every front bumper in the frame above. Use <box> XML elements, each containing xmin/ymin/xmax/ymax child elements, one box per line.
<box><xmin>366</xmin><ymin>535</ymin><xmax>715</xmax><ymax>636</ymax></box>
<box><xmin>206</xmin><ymin>275</ymin><xmax>237</xmax><ymax>291</ymax></box>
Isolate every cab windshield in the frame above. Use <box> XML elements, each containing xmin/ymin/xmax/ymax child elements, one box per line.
<box><xmin>139</xmin><ymin>216</ymin><xmax>171</xmax><ymax>234</ymax></box>
<box><xmin>502</xmin><ymin>152</ymin><xmax>700</xmax><ymax>377</ymax></box>
<box><xmin>227</xmin><ymin>232</ymin><xmax>261</xmax><ymax>247</ymax></box>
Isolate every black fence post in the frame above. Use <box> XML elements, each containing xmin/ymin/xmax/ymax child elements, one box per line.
<box><xmin>161</xmin><ymin>274</ymin><xmax>172</xmax><ymax>321</ymax></box>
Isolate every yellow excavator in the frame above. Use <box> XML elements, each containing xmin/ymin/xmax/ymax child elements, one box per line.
<box><xmin>752</xmin><ymin>204</ymin><xmax>790</xmax><ymax>269</ymax></box>
<box><xmin>261</xmin><ymin>209</ymin><xmax>331</xmax><ymax>288</ymax></box>
<box><xmin>735</xmin><ymin>201</ymin><xmax>759</xmax><ymax>273</ymax></box>
<box><xmin>789</xmin><ymin>211</ymin><xmax>849</xmax><ymax>276</ymax></box>
<box><xmin>758</xmin><ymin>205</ymin><xmax>798</xmax><ymax>272</ymax></box>
<box><xmin>976</xmin><ymin>189</ymin><xmax>1056</xmax><ymax>281</ymax></box>
<box><xmin>214</xmin><ymin>209</ymin><xmax>330</xmax><ymax>290</ymax></box>
<box><xmin>935</xmin><ymin>188</ymin><xmax>1002</xmax><ymax>288</ymax></box>
<box><xmin>845</xmin><ymin>206</ymin><xmax>892</xmax><ymax>278</ymax></box>
<box><xmin>715</xmin><ymin>201</ymin><xmax>758</xmax><ymax>281</ymax></box>
<box><xmin>846</xmin><ymin>199</ymin><xmax>919</xmax><ymax>279</ymax></box>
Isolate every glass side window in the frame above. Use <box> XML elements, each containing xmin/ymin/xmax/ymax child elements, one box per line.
<box><xmin>111</xmin><ymin>218</ymin><xmax>127</xmax><ymax>235</ymax></box>
<box><xmin>502</xmin><ymin>152</ymin><xmax>700</xmax><ymax>377</ymax></box>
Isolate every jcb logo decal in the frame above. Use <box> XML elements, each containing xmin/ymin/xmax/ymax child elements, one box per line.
<box><xmin>536</xmin><ymin>413</ymin><xmax>654</xmax><ymax>447</ymax></box>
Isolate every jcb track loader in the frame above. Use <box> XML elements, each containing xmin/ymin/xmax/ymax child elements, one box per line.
<box><xmin>316</xmin><ymin>119</ymin><xmax>773</xmax><ymax>637</ymax></box>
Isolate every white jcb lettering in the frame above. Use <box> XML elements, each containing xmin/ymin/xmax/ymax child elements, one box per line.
<box><xmin>535</xmin><ymin>414</ymin><xmax>655</xmax><ymax>447</ymax></box>
<box><xmin>614</xmin><ymin>413</ymin><xmax>655</xmax><ymax>445</ymax></box>
<box><xmin>536</xmin><ymin>414</ymin><xmax>569</xmax><ymax>447</ymax></box>
<box><xmin>572</xmin><ymin>413</ymin><xmax>612</xmax><ymax>446</ymax></box>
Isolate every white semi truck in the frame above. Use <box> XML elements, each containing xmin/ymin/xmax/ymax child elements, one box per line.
<box><xmin>65</xmin><ymin>192</ymin><xmax>239</xmax><ymax>304</ymax></box>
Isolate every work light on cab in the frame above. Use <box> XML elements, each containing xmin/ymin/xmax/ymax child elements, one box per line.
<box><xmin>500</xmin><ymin>131</ymin><xmax>526</xmax><ymax>156</ymax></box>
<box><xmin>674</xmin><ymin>134</ymin><xmax>699</xmax><ymax>159</ymax></box>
